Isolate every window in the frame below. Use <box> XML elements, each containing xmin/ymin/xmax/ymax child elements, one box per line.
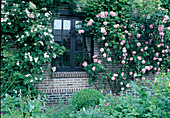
<box><xmin>52</xmin><ymin>15</ymin><xmax>93</xmax><ymax>71</ymax></box>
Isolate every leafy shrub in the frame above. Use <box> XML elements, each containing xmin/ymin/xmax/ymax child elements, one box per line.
<box><xmin>71</xmin><ymin>89</ymin><xmax>104</xmax><ymax>110</ymax></box>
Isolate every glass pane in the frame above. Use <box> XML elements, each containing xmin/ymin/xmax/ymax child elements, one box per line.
<box><xmin>54</xmin><ymin>36</ymin><xmax>61</xmax><ymax>42</ymax></box>
<box><xmin>63</xmin><ymin>52</ymin><xmax>70</xmax><ymax>66</ymax></box>
<box><xmin>75</xmin><ymin>53</ymin><xmax>83</xmax><ymax>66</ymax></box>
<box><xmin>63</xmin><ymin>36</ymin><xmax>71</xmax><ymax>50</ymax></box>
<box><xmin>53</xmin><ymin>20</ymin><xmax>62</xmax><ymax>35</ymax></box>
<box><xmin>84</xmin><ymin>37</ymin><xmax>91</xmax><ymax>51</ymax></box>
<box><xmin>75</xmin><ymin>21</ymin><xmax>82</xmax><ymax>29</ymax></box>
<box><xmin>84</xmin><ymin>52</ymin><xmax>91</xmax><ymax>63</ymax></box>
<box><xmin>85</xmin><ymin>31</ymin><xmax>90</xmax><ymax>36</ymax></box>
<box><xmin>75</xmin><ymin>37</ymin><xmax>83</xmax><ymax>51</ymax></box>
<box><xmin>53</xmin><ymin>58</ymin><xmax>62</xmax><ymax>67</ymax></box>
<box><xmin>63</xmin><ymin>20</ymin><xmax>71</xmax><ymax>35</ymax></box>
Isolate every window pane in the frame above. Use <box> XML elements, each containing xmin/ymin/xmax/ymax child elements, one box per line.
<box><xmin>75</xmin><ymin>37</ymin><xmax>83</xmax><ymax>51</ymax></box>
<box><xmin>63</xmin><ymin>36</ymin><xmax>71</xmax><ymax>50</ymax></box>
<box><xmin>63</xmin><ymin>20</ymin><xmax>71</xmax><ymax>35</ymax></box>
<box><xmin>53</xmin><ymin>58</ymin><xmax>62</xmax><ymax>67</ymax></box>
<box><xmin>75</xmin><ymin>53</ymin><xmax>83</xmax><ymax>66</ymax></box>
<box><xmin>53</xmin><ymin>20</ymin><xmax>62</xmax><ymax>35</ymax></box>
<box><xmin>84</xmin><ymin>52</ymin><xmax>91</xmax><ymax>64</ymax></box>
<box><xmin>84</xmin><ymin>37</ymin><xmax>91</xmax><ymax>51</ymax></box>
<box><xmin>54</xmin><ymin>36</ymin><xmax>61</xmax><ymax>42</ymax></box>
<box><xmin>75</xmin><ymin>21</ymin><xmax>82</xmax><ymax>29</ymax></box>
<box><xmin>63</xmin><ymin>52</ymin><xmax>70</xmax><ymax>66</ymax></box>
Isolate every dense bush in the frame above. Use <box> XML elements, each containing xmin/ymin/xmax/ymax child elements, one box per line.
<box><xmin>71</xmin><ymin>89</ymin><xmax>104</xmax><ymax>110</ymax></box>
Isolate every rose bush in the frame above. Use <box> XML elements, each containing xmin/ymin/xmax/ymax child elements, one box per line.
<box><xmin>80</xmin><ymin>0</ymin><xmax>170</xmax><ymax>91</ymax></box>
<box><xmin>1</xmin><ymin>0</ymin><xmax>65</xmax><ymax>98</ymax></box>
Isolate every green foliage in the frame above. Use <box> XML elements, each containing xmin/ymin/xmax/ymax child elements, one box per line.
<box><xmin>71</xmin><ymin>89</ymin><xmax>104</xmax><ymax>110</ymax></box>
<box><xmin>1</xmin><ymin>0</ymin><xmax>65</xmax><ymax>98</ymax></box>
<box><xmin>1</xmin><ymin>94</ymin><xmax>47</xmax><ymax>118</ymax></box>
<box><xmin>77</xmin><ymin>72</ymin><xmax>170</xmax><ymax>118</ymax></box>
<box><xmin>80</xmin><ymin>0</ymin><xmax>170</xmax><ymax>91</ymax></box>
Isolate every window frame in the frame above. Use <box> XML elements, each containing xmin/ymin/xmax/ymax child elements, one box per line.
<box><xmin>51</xmin><ymin>10</ymin><xmax>93</xmax><ymax>72</ymax></box>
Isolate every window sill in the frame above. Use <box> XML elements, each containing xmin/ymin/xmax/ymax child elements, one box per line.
<box><xmin>51</xmin><ymin>71</ymin><xmax>89</xmax><ymax>78</ymax></box>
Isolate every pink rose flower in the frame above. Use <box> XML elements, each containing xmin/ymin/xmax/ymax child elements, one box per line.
<box><xmin>133</xmin><ymin>10</ymin><xmax>137</xmax><ymax>14</ymax></box>
<box><xmin>137</xmin><ymin>34</ymin><xmax>141</xmax><ymax>38</ymax></box>
<box><xmin>126</xmin><ymin>84</ymin><xmax>129</xmax><ymax>88</ymax></box>
<box><xmin>156</xmin><ymin>53</ymin><xmax>159</xmax><ymax>57</ymax></box>
<box><xmin>93</xmin><ymin>55</ymin><xmax>98</xmax><ymax>58</ymax></box>
<box><xmin>107</xmin><ymin>57</ymin><xmax>112</xmax><ymax>61</ymax></box>
<box><xmin>114</xmin><ymin>24</ymin><xmax>119</xmax><ymax>28</ymax></box>
<box><xmin>104</xmin><ymin>12</ymin><xmax>108</xmax><ymax>16</ymax></box>
<box><xmin>142</xmin><ymin>77</ymin><xmax>145</xmax><ymax>81</ymax></box>
<box><xmin>158</xmin><ymin>58</ymin><xmax>162</xmax><ymax>61</ymax></box>
<box><xmin>150</xmin><ymin>24</ymin><xmax>153</xmax><ymax>28</ymax></box>
<box><xmin>78</xmin><ymin>29</ymin><xmax>84</xmax><ymax>34</ymax></box>
<box><xmin>158</xmin><ymin>25</ymin><xmax>164</xmax><ymax>31</ymax></box>
<box><xmin>142</xmin><ymin>68</ymin><xmax>146</xmax><ymax>74</ymax></box>
<box><xmin>96</xmin><ymin>14</ymin><xmax>99</xmax><ymax>18</ymax></box>
<box><xmin>111</xmin><ymin>77</ymin><xmax>115</xmax><ymax>80</ymax></box>
<box><xmin>130</xmin><ymin>24</ymin><xmax>133</xmax><ymax>28</ymax></box>
<box><xmin>82</xmin><ymin>61</ymin><xmax>87</xmax><ymax>67</ymax></box>
<box><xmin>159</xmin><ymin>32</ymin><xmax>164</xmax><ymax>36</ymax></box>
<box><xmin>145</xmin><ymin>41</ymin><xmax>148</xmax><ymax>44</ymax></box>
<box><xmin>106</xmin><ymin>103</ymin><xmax>110</xmax><ymax>106</ymax></box>
<box><xmin>137</xmin><ymin>56</ymin><xmax>142</xmax><ymax>60</ymax></box>
<box><xmin>130</xmin><ymin>57</ymin><xmax>133</xmax><ymax>61</ymax></box>
<box><xmin>132</xmin><ymin>51</ymin><xmax>136</xmax><ymax>55</ymax></box>
<box><xmin>105</xmin><ymin>43</ymin><xmax>108</xmax><ymax>47</ymax></box>
<box><xmin>129</xmin><ymin>72</ymin><xmax>133</xmax><ymax>75</ymax></box>
<box><xmin>103</xmin><ymin>21</ymin><xmax>107</xmax><ymax>25</ymax></box>
<box><xmin>94</xmin><ymin>59</ymin><xmax>98</xmax><ymax>63</ymax></box>
<box><xmin>110</xmin><ymin>11</ymin><xmax>116</xmax><ymax>16</ymax></box>
<box><xmin>141</xmin><ymin>49</ymin><xmax>144</xmax><ymax>52</ymax></box>
<box><xmin>120</xmin><ymin>82</ymin><xmax>123</xmax><ymax>85</ymax></box>
<box><xmin>113</xmin><ymin>73</ymin><xmax>118</xmax><ymax>77</ymax></box>
<box><xmin>100</xmin><ymin>48</ymin><xmax>104</xmax><ymax>52</ymax></box>
<box><xmin>137</xmin><ymin>42</ymin><xmax>141</xmax><ymax>47</ymax></box>
<box><xmin>121</xmin><ymin>60</ymin><xmax>125</xmax><ymax>64</ymax></box>
<box><xmin>102</xmin><ymin>36</ymin><xmax>105</xmax><ymax>40</ymax></box>
<box><xmin>98</xmin><ymin>60</ymin><xmax>102</xmax><ymax>64</ymax></box>
<box><xmin>144</xmin><ymin>46</ymin><xmax>148</xmax><ymax>50</ymax></box>
<box><xmin>125</xmin><ymin>30</ymin><xmax>128</xmax><ymax>34</ymax></box>
<box><xmin>142</xmin><ymin>60</ymin><xmax>145</xmax><ymax>64</ymax></box>
<box><xmin>101</xmin><ymin>27</ymin><xmax>106</xmax><ymax>33</ymax></box>
<box><xmin>121</xmin><ymin>88</ymin><xmax>124</xmax><ymax>91</ymax></box>
<box><xmin>141</xmin><ymin>25</ymin><xmax>144</xmax><ymax>28</ymax></box>
<box><xmin>92</xmin><ymin>67</ymin><xmax>96</xmax><ymax>71</ymax></box>
<box><xmin>103</xmin><ymin>53</ymin><xmax>106</xmax><ymax>57</ymax></box>
<box><xmin>121</xmin><ymin>72</ymin><xmax>124</xmax><ymax>77</ymax></box>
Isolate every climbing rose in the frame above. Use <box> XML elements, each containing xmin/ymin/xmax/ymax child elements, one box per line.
<box><xmin>126</xmin><ymin>84</ymin><xmax>129</xmax><ymax>88</ymax></box>
<box><xmin>100</xmin><ymin>48</ymin><xmax>104</xmax><ymax>52</ymax></box>
<box><xmin>137</xmin><ymin>42</ymin><xmax>141</xmax><ymax>47</ymax></box>
<box><xmin>92</xmin><ymin>67</ymin><xmax>96</xmax><ymax>71</ymax></box>
<box><xmin>150</xmin><ymin>24</ymin><xmax>153</xmax><ymax>28</ymax></box>
<box><xmin>105</xmin><ymin>43</ymin><xmax>108</xmax><ymax>47</ymax></box>
<box><xmin>121</xmin><ymin>60</ymin><xmax>125</xmax><ymax>64</ymax></box>
<box><xmin>142</xmin><ymin>77</ymin><xmax>145</xmax><ymax>81</ymax></box>
<box><xmin>107</xmin><ymin>57</ymin><xmax>111</xmax><ymax>61</ymax></box>
<box><xmin>110</xmin><ymin>11</ymin><xmax>116</xmax><ymax>16</ymax></box>
<box><xmin>103</xmin><ymin>53</ymin><xmax>106</xmax><ymax>57</ymax></box>
<box><xmin>137</xmin><ymin>34</ymin><xmax>141</xmax><ymax>38</ymax></box>
<box><xmin>82</xmin><ymin>62</ymin><xmax>87</xmax><ymax>67</ymax></box>
<box><xmin>103</xmin><ymin>21</ymin><xmax>107</xmax><ymax>25</ymax></box>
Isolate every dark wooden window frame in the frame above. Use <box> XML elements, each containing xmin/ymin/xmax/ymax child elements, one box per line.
<box><xmin>52</xmin><ymin>10</ymin><xmax>93</xmax><ymax>72</ymax></box>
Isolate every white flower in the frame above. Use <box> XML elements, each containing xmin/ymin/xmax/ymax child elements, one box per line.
<box><xmin>37</xmin><ymin>13</ymin><xmax>40</xmax><ymax>17</ymax></box>
<box><xmin>35</xmin><ymin>77</ymin><xmax>38</xmax><ymax>80</ymax></box>
<box><xmin>25</xmin><ymin>74</ymin><xmax>30</xmax><ymax>77</ymax></box>
<box><xmin>44</xmin><ymin>32</ymin><xmax>48</xmax><ymax>36</ymax></box>
<box><xmin>83</xmin><ymin>108</ymin><xmax>85</xmax><ymax>111</ymax></box>
<box><xmin>30</xmin><ymin>79</ymin><xmax>34</xmax><ymax>82</ymax></box>
<box><xmin>34</xmin><ymin>28</ymin><xmax>37</xmax><ymax>32</ymax></box>
<box><xmin>21</xmin><ymin>35</ymin><xmax>24</xmax><ymax>38</ymax></box>
<box><xmin>52</xmin><ymin>67</ymin><xmax>56</xmax><ymax>72</ymax></box>
<box><xmin>25</xmin><ymin>8</ymin><xmax>30</xmax><ymax>14</ymax></box>
<box><xmin>7</xmin><ymin>22</ymin><xmax>11</xmax><ymax>25</ymax></box>
<box><xmin>53</xmin><ymin>54</ymin><xmax>56</xmax><ymax>58</ymax></box>
<box><xmin>113</xmin><ymin>74</ymin><xmax>118</xmax><ymax>77</ymax></box>
<box><xmin>34</xmin><ymin>57</ymin><xmax>38</xmax><ymax>63</ymax></box>
<box><xmin>44</xmin><ymin>53</ymin><xmax>49</xmax><ymax>58</ymax></box>
<box><xmin>45</xmin><ymin>12</ymin><xmax>50</xmax><ymax>17</ymax></box>
<box><xmin>24</xmin><ymin>44</ymin><xmax>27</xmax><ymax>46</ymax></box>
<box><xmin>29</xmin><ymin>56</ymin><xmax>33</xmax><ymax>61</ymax></box>
<box><xmin>48</xmin><ymin>29</ymin><xmax>52</xmax><ymax>33</ymax></box>
<box><xmin>120</xmin><ymin>82</ymin><xmax>123</xmax><ymax>85</ymax></box>
<box><xmin>50</xmin><ymin>34</ymin><xmax>54</xmax><ymax>39</ymax></box>
<box><xmin>42</xmin><ymin>8</ymin><xmax>47</xmax><ymax>11</ymax></box>
<box><xmin>39</xmin><ymin>77</ymin><xmax>42</xmax><ymax>80</ymax></box>
<box><xmin>29</xmin><ymin>1</ymin><xmax>36</xmax><ymax>9</ymax></box>
<box><xmin>39</xmin><ymin>41</ymin><xmax>44</xmax><ymax>46</ymax></box>
<box><xmin>16</xmin><ymin>61</ymin><xmax>19</xmax><ymax>65</ymax></box>
<box><xmin>50</xmin><ymin>40</ymin><xmax>54</xmax><ymax>44</ymax></box>
<box><xmin>25</xmin><ymin>31</ymin><xmax>29</xmax><ymax>36</ymax></box>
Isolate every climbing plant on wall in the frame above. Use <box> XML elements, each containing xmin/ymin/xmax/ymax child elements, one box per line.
<box><xmin>1</xmin><ymin>0</ymin><xmax>65</xmax><ymax>98</ymax></box>
<box><xmin>79</xmin><ymin>0</ymin><xmax>170</xmax><ymax>91</ymax></box>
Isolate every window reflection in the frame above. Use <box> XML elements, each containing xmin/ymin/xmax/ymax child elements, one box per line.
<box><xmin>63</xmin><ymin>36</ymin><xmax>70</xmax><ymax>50</ymax></box>
<box><xmin>75</xmin><ymin>37</ymin><xmax>83</xmax><ymax>51</ymax></box>
<box><xmin>54</xmin><ymin>20</ymin><xmax>62</xmax><ymax>29</ymax></box>
<box><xmin>63</xmin><ymin>52</ymin><xmax>70</xmax><ymax>66</ymax></box>
<box><xmin>84</xmin><ymin>37</ymin><xmax>91</xmax><ymax>51</ymax></box>
<box><xmin>75</xmin><ymin>21</ymin><xmax>82</xmax><ymax>29</ymax></box>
